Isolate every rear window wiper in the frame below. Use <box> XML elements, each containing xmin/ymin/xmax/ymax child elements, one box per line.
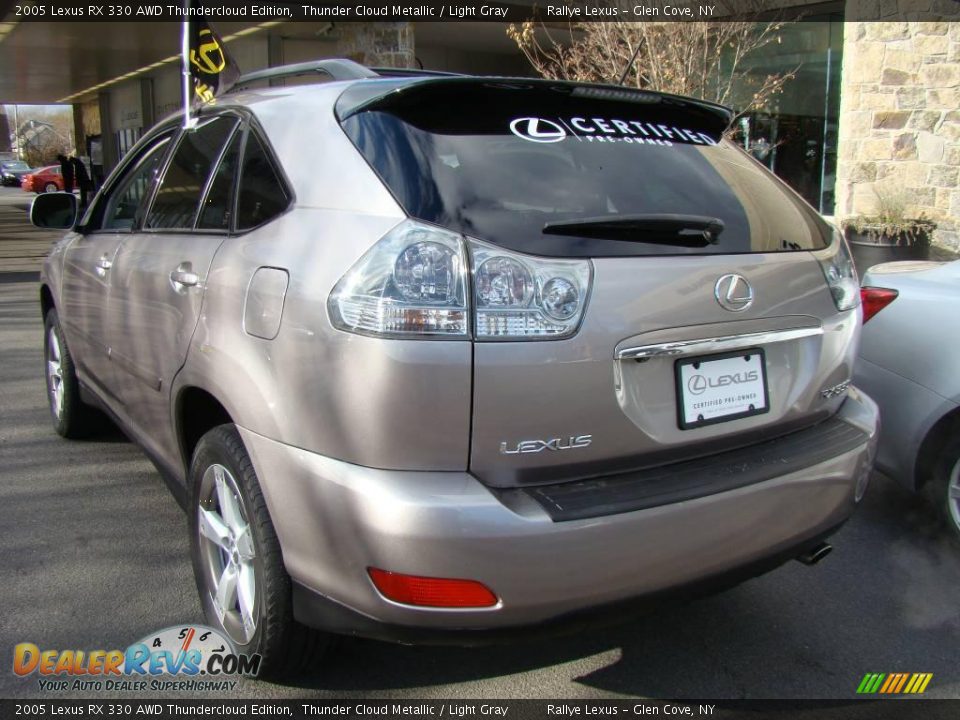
<box><xmin>542</xmin><ymin>214</ymin><xmax>724</xmax><ymax>246</ymax></box>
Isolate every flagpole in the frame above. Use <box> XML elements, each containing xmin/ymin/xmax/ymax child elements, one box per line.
<box><xmin>181</xmin><ymin>0</ymin><xmax>191</xmax><ymax>129</ymax></box>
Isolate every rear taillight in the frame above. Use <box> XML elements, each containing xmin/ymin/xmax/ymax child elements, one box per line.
<box><xmin>470</xmin><ymin>237</ymin><xmax>590</xmax><ymax>340</ymax></box>
<box><xmin>328</xmin><ymin>220</ymin><xmax>592</xmax><ymax>340</ymax></box>
<box><xmin>328</xmin><ymin>221</ymin><xmax>469</xmax><ymax>338</ymax></box>
<box><xmin>815</xmin><ymin>229</ymin><xmax>860</xmax><ymax>312</ymax></box>
<box><xmin>860</xmin><ymin>286</ymin><xmax>898</xmax><ymax>323</ymax></box>
<box><xmin>367</xmin><ymin>568</ymin><xmax>498</xmax><ymax>608</ymax></box>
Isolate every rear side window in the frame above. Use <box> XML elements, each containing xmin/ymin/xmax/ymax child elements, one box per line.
<box><xmin>197</xmin><ymin>128</ymin><xmax>242</xmax><ymax>230</ymax></box>
<box><xmin>236</xmin><ymin>134</ymin><xmax>289</xmax><ymax>230</ymax></box>
<box><xmin>340</xmin><ymin>80</ymin><xmax>831</xmax><ymax>257</ymax></box>
<box><xmin>146</xmin><ymin>115</ymin><xmax>238</xmax><ymax>230</ymax></box>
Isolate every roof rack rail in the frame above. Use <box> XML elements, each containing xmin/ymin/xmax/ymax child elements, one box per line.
<box><xmin>369</xmin><ymin>67</ymin><xmax>464</xmax><ymax>78</ymax></box>
<box><xmin>230</xmin><ymin>59</ymin><xmax>378</xmax><ymax>91</ymax></box>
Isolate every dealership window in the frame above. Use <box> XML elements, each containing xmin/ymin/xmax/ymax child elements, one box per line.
<box><xmin>732</xmin><ymin>18</ymin><xmax>843</xmax><ymax>215</ymax></box>
<box><xmin>116</xmin><ymin>127</ymin><xmax>142</xmax><ymax>161</ymax></box>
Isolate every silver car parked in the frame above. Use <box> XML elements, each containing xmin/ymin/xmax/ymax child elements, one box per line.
<box><xmin>34</xmin><ymin>60</ymin><xmax>879</xmax><ymax>676</ymax></box>
<box><xmin>855</xmin><ymin>260</ymin><xmax>960</xmax><ymax>541</ymax></box>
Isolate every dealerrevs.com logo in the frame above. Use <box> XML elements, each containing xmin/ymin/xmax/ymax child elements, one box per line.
<box><xmin>13</xmin><ymin>625</ymin><xmax>260</xmax><ymax>692</ymax></box>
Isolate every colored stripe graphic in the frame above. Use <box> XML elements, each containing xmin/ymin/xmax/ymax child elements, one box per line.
<box><xmin>857</xmin><ymin>673</ymin><xmax>932</xmax><ymax>694</ymax></box>
<box><xmin>857</xmin><ymin>673</ymin><xmax>884</xmax><ymax>693</ymax></box>
<box><xmin>879</xmin><ymin>674</ymin><xmax>897</xmax><ymax>693</ymax></box>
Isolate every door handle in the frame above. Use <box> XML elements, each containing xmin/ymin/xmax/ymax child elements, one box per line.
<box><xmin>95</xmin><ymin>256</ymin><xmax>112</xmax><ymax>277</ymax></box>
<box><xmin>170</xmin><ymin>265</ymin><xmax>200</xmax><ymax>288</ymax></box>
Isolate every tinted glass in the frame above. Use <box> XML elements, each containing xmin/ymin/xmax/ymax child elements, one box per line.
<box><xmin>236</xmin><ymin>134</ymin><xmax>289</xmax><ymax>230</ymax></box>
<box><xmin>146</xmin><ymin>116</ymin><xmax>238</xmax><ymax>230</ymax></box>
<box><xmin>197</xmin><ymin>128</ymin><xmax>242</xmax><ymax>230</ymax></box>
<box><xmin>100</xmin><ymin>137</ymin><xmax>171</xmax><ymax>231</ymax></box>
<box><xmin>340</xmin><ymin>80</ymin><xmax>831</xmax><ymax>257</ymax></box>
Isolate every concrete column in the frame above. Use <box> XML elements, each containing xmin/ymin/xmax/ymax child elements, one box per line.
<box><xmin>140</xmin><ymin>78</ymin><xmax>155</xmax><ymax>130</ymax></box>
<box><xmin>98</xmin><ymin>92</ymin><xmax>117</xmax><ymax>173</ymax></box>
<box><xmin>72</xmin><ymin>103</ymin><xmax>86</xmax><ymax>157</ymax></box>
<box><xmin>268</xmin><ymin>30</ymin><xmax>283</xmax><ymax>76</ymax></box>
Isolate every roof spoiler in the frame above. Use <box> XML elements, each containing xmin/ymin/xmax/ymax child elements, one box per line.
<box><xmin>229</xmin><ymin>58</ymin><xmax>733</xmax><ymax>127</ymax></box>
<box><xmin>229</xmin><ymin>59</ymin><xmax>463</xmax><ymax>92</ymax></box>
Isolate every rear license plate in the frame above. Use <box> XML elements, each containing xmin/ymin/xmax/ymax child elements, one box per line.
<box><xmin>675</xmin><ymin>349</ymin><xmax>769</xmax><ymax>429</ymax></box>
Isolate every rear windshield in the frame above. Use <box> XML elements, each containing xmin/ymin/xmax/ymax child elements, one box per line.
<box><xmin>339</xmin><ymin>80</ymin><xmax>831</xmax><ymax>257</ymax></box>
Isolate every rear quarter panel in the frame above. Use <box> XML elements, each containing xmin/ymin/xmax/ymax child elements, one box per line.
<box><xmin>175</xmin><ymin>93</ymin><xmax>473</xmax><ymax>472</ymax></box>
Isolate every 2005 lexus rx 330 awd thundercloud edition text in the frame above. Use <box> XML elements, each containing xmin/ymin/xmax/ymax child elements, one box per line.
<box><xmin>34</xmin><ymin>60</ymin><xmax>879</xmax><ymax>675</ymax></box>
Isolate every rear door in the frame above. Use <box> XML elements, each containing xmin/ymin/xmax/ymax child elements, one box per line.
<box><xmin>60</xmin><ymin>132</ymin><xmax>174</xmax><ymax>398</ymax></box>
<box><xmin>103</xmin><ymin>114</ymin><xmax>243</xmax><ymax>462</ymax></box>
<box><xmin>340</xmin><ymin>80</ymin><xmax>857</xmax><ymax>488</ymax></box>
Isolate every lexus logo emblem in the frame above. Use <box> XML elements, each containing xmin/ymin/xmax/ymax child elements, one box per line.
<box><xmin>509</xmin><ymin>117</ymin><xmax>567</xmax><ymax>143</ymax></box>
<box><xmin>715</xmin><ymin>274</ymin><xmax>754</xmax><ymax>312</ymax></box>
<box><xmin>688</xmin><ymin>375</ymin><xmax>707</xmax><ymax>395</ymax></box>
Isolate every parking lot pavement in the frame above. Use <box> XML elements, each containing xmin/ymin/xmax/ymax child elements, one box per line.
<box><xmin>0</xmin><ymin>187</ymin><xmax>62</xmax><ymax>275</ymax></box>
<box><xmin>0</xmin><ymin>284</ymin><xmax>958</xmax><ymax>698</ymax></box>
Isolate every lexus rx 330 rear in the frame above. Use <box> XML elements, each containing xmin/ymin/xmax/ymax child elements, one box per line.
<box><xmin>37</xmin><ymin>64</ymin><xmax>879</xmax><ymax>676</ymax></box>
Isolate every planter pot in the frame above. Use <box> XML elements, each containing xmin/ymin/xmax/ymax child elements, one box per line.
<box><xmin>844</xmin><ymin>227</ymin><xmax>931</xmax><ymax>275</ymax></box>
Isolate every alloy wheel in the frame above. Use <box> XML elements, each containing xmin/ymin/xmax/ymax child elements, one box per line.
<box><xmin>948</xmin><ymin>457</ymin><xmax>960</xmax><ymax>533</ymax></box>
<box><xmin>46</xmin><ymin>327</ymin><xmax>64</xmax><ymax>419</ymax></box>
<box><xmin>197</xmin><ymin>463</ymin><xmax>259</xmax><ymax>645</ymax></box>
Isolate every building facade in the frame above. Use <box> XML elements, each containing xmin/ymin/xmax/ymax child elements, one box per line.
<box><xmin>3</xmin><ymin>10</ymin><xmax>953</xmax><ymax>248</ymax></box>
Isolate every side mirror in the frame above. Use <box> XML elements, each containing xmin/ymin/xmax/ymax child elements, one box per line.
<box><xmin>30</xmin><ymin>192</ymin><xmax>78</xmax><ymax>230</ymax></box>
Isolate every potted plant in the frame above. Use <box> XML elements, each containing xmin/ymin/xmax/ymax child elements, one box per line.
<box><xmin>841</xmin><ymin>186</ymin><xmax>935</xmax><ymax>274</ymax></box>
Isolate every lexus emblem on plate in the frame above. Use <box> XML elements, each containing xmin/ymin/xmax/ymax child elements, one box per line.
<box><xmin>714</xmin><ymin>274</ymin><xmax>754</xmax><ymax>312</ymax></box>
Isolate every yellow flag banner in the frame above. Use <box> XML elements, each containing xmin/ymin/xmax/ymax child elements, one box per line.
<box><xmin>188</xmin><ymin>19</ymin><xmax>240</xmax><ymax>108</ymax></box>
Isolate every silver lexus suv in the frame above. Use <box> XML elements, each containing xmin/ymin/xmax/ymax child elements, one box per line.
<box><xmin>34</xmin><ymin>60</ymin><xmax>879</xmax><ymax>676</ymax></box>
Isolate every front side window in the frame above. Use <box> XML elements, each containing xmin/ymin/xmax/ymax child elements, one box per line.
<box><xmin>146</xmin><ymin>115</ymin><xmax>238</xmax><ymax>230</ymax></box>
<box><xmin>98</xmin><ymin>135</ymin><xmax>172</xmax><ymax>231</ymax></box>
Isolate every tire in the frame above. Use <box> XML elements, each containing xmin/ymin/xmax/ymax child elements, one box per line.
<box><xmin>925</xmin><ymin>437</ymin><xmax>960</xmax><ymax>543</ymax></box>
<box><xmin>44</xmin><ymin>182</ymin><xmax>58</xmax><ymax>193</ymax></box>
<box><xmin>43</xmin><ymin>309</ymin><xmax>98</xmax><ymax>438</ymax></box>
<box><xmin>189</xmin><ymin>424</ymin><xmax>330</xmax><ymax>678</ymax></box>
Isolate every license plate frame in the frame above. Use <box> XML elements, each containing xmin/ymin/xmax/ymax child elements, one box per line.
<box><xmin>675</xmin><ymin>349</ymin><xmax>770</xmax><ymax>430</ymax></box>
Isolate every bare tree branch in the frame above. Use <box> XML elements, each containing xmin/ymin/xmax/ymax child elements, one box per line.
<box><xmin>507</xmin><ymin>9</ymin><xmax>797</xmax><ymax>122</ymax></box>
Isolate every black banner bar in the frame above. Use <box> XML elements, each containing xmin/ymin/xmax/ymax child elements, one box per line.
<box><xmin>4</xmin><ymin>0</ymin><xmax>960</xmax><ymax>22</ymax></box>
<box><xmin>3</xmin><ymin>700</ymin><xmax>960</xmax><ymax>720</ymax></box>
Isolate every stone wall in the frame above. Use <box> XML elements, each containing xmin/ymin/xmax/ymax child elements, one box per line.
<box><xmin>337</xmin><ymin>23</ymin><xmax>414</xmax><ymax>68</ymax></box>
<box><xmin>836</xmin><ymin>21</ymin><xmax>960</xmax><ymax>249</ymax></box>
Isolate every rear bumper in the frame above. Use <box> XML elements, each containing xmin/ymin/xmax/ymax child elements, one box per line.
<box><xmin>239</xmin><ymin>387</ymin><xmax>878</xmax><ymax>639</ymax></box>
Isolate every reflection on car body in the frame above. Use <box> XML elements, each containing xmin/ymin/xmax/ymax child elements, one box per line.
<box><xmin>34</xmin><ymin>59</ymin><xmax>878</xmax><ymax>677</ymax></box>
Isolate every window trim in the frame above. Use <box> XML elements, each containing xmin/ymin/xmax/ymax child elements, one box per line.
<box><xmin>81</xmin><ymin>108</ymin><xmax>295</xmax><ymax>239</ymax></box>
<box><xmin>130</xmin><ymin>110</ymin><xmax>294</xmax><ymax>238</ymax></box>
<box><xmin>141</xmin><ymin>112</ymin><xmax>242</xmax><ymax>233</ymax></box>
<box><xmin>79</xmin><ymin>123</ymin><xmax>179</xmax><ymax>234</ymax></box>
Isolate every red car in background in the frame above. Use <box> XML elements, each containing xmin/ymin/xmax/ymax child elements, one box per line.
<box><xmin>21</xmin><ymin>165</ymin><xmax>65</xmax><ymax>194</ymax></box>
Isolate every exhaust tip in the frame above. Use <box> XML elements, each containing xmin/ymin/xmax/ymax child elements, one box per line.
<box><xmin>796</xmin><ymin>542</ymin><xmax>833</xmax><ymax>566</ymax></box>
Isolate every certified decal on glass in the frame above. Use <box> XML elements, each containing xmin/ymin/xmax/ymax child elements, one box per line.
<box><xmin>509</xmin><ymin>116</ymin><xmax>719</xmax><ymax>147</ymax></box>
